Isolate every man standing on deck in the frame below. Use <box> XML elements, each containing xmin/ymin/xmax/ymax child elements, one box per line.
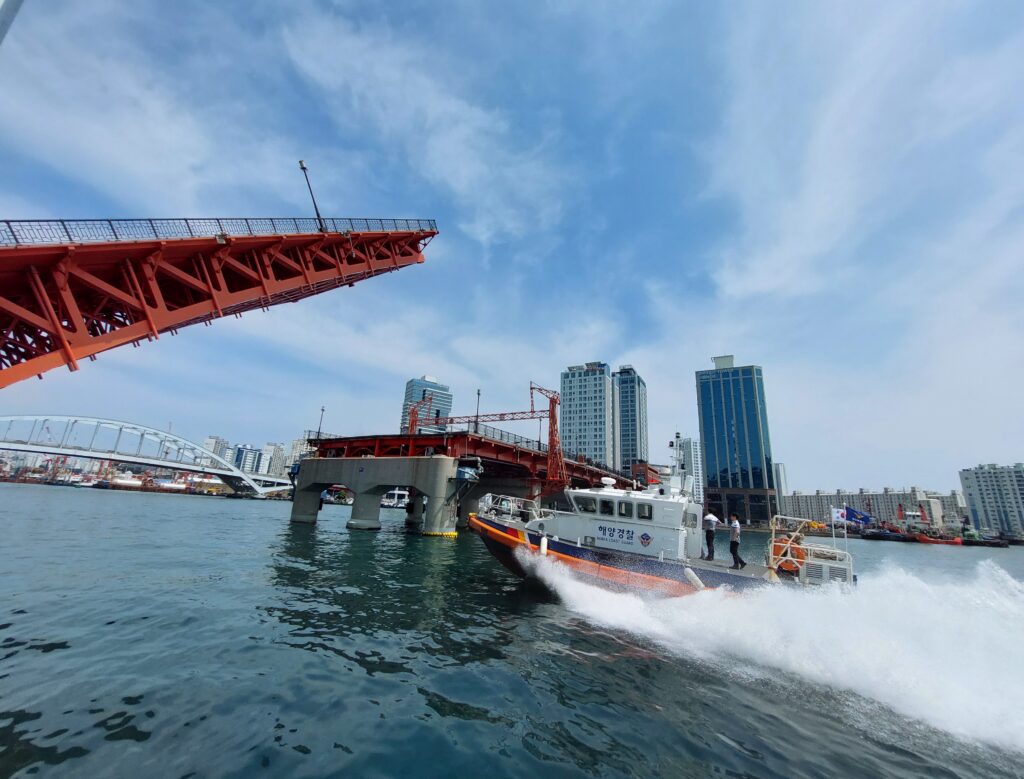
<box><xmin>729</xmin><ymin>512</ymin><xmax>747</xmax><ymax>570</ymax></box>
<box><xmin>702</xmin><ymin>510</ymin><xmax>719</xmax><ymax>560</ymax></box>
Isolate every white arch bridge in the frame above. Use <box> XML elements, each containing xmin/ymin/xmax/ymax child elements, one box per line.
<box><xmin>0</xmin><ymin>415</ymin><xmax>291</xmax><ymax>496</ymax></box>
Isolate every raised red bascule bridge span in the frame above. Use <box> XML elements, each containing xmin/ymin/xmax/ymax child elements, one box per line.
<box><xmin>0</xmin><ymin>216</ymin><xmax>437</xmax><ymax>389</ymax></box>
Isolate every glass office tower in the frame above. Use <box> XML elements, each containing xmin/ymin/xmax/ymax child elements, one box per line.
<box><xmin>695</xmin><ymin>355</ymin><xmax>777</xmax><ymax>522</ymax></box>
<box><xmin>400</xmin><ymin>375</ymin><xmax>453</xmax><ymax>434</ymax></box>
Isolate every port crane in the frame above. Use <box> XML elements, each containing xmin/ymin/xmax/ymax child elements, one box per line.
<box><xmin>406</xmin><ymin>383</ymin><xmax>568</xmax><ymax>496</ymax></box>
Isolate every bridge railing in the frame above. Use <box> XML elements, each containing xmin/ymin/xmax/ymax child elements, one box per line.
<box><xmin>304</xmin><ymin>425</ymin><xmax>625</xmax><ymax>478</ymax></box>
<box><xmin>0</xmin><ymin>217</ymin><xmax>438</xmax><ymax>247</ymax></box>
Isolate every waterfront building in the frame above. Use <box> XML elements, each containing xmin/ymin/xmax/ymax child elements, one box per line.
<box><xmin>560</xmin><ymin>362</ymin><xmax>616</xmax><ymax>469</ymax></box>
<box><xmin>612</xmin><ymin>365</ymin><xmax>648</xmax><ymax>472</ymax></box>
<box><xmin>773</xmin><ymin>463</ymin><xmax>789</xmax><ymax>504</ymax></box>
<box><xmin>673</xmin><ymin>434</ymin><xmax>704</xmax><ymax>506</ymax></box>
<box><xmin>696</xmin><ymin>355</ymin><xmax>776</xmax><ymax>522</ymax></box>
<box><xmin>260</xmin><ymin>442</ymin><xmax>286</xmax><ymax>477</ymax></box>
<box><xmin>785</xmin><ymin>486</ymin><xmax>965</xmax><ymax>529</ymax></box>
<box><xmin>202</xmin><ymin>435</ymin><xmax>231</xmax><ymax>462</ymax></box>
<box><xmin>400</xmin><ymin>375</ymin><xmax>453</xmax><ymax>434</ymax></box>
<box><xmin>959</xmin><ymin>464</ymin><xmax>1024</xmax><ymax>536</ymax></box>
<box><xmin>287</xmin><ymin>437</ymin><xmax>314</xmax><ymax>469</ymax></box>
<box><xmin>233</xmin><ymin>444</ymin><xmax>262</xmax><ymax>474</ymax></box>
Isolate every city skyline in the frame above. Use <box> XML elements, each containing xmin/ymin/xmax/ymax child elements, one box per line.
<box><xmin>2</xmin><ymin>2</ymin><xmax>1022</xmax><ymax>493</ymax></box>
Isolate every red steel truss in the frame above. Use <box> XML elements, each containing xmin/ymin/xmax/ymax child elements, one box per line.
<box><xmin>406</xmin><ymin>383</ymin><xmax>568</xmax><ymax>495</ymax></box>
<box><xmin>313</xmin><ymin>431</ymin><xmax>629</xmax><ymax>493</ymax></box>
<box><xmin>0</xmin><ymin>220</ymin><xmax>437</xmax><ymax>389</ymax></box>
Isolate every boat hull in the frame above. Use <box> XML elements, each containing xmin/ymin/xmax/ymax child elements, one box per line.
<box><xmin>469</xmin><ymin>513</ymin><xmax>769</xmax><ymax>596</ymax></box>
<box><xmin>962</xmin><ymin>538</ymin><xmax>1009</xmax><ymax>548</ymax></box>
<box><xmin>861</xmin><ymin>530</ymin><xmax>915</xmax><ymax>542</ymax></box>
<box><xmin>914</xmin><ymin>533</ymin><xmax>963</xmax><ymax>545</ymax></box>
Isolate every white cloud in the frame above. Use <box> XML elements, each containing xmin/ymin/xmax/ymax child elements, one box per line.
<box><xmin>281</xmin><ymin>12</ymin><xmax>566</xmax><ymax>248</ymax></box>
<box><xmin>0</xmin><ymin>2</ymin><xmax>343</xmax><ymax>215</ymax></box>
<box><xmin>698</xmin><ymin>2</ymin><xmax>1024</xmax><ymax>489</ymax></box>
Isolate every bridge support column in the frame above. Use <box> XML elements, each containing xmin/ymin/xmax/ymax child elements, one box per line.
<box><xmin>291</xmin><ymin>483</ymin><xmax>322</xmax><ymax>524</ymax></box>
<box><xmin>457</xmin><ymin>495</ymin><xmax>479</xmax><ymax>529</ymax></box>
<box><xmin>347</xmin><ymin>491</ymin><xmax>383</xmax><ymax>531</ymax></box>
<box><xmin>421</xmin><ymin>460</ymin><xmax>460</xmax><ymax>537</ymax></box>
<box><xmin>288</xmin><ymin>455</ymin><xmax>460</xmax><ymax>536</ymax></box>
<box><xmin>405</xmin><ymin>489</ymin><xmax>424</xmax><ymax>530</ymax></box>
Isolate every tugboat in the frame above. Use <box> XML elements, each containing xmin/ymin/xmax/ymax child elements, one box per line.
<box><xmin>961</xmin><ymin>528</ymin><xmax>1009</xmax><ymax>548</ymax></box>
<box><xmin>468</xmin><ymin>464</ymin><xmax>854</xmax><ymax>596</ymax></box>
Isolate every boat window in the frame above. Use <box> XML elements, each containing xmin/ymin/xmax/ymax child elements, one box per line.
<box><xmin>576</xmin><ymin>496</ymin><xmax>597</xmax><ymax>513</ymax></box>
<box><xmin>618</xmin><ymin>501</ymin><xmax>633</xmax><ymax>518</ymax></box>
<box><xmin>599</xmin><ymin>499</ymin><xmax>614</xmax><ymax>516</ymax></box>
<box><xmin>638</xmin><ymin>503</ymin><xmax>653</xmax><ymax>520</ymax></box>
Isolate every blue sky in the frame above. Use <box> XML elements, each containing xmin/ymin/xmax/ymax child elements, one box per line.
<box><xmin>2</xmin><ymin>0</ymin><xmax>1023</xmax><ymax>491</ymax></box>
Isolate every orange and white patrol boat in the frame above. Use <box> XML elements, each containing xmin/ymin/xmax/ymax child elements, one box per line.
<box><xmin>469</xmin><ymin>473</ymin><xmax>855</xmax><ymax>596</ymax></box>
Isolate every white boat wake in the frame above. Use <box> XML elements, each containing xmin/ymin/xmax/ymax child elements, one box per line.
<box><xmin>521</xmin><ymin>552</ymin><xmax>1024</xmax><ymax>755</ymax></box>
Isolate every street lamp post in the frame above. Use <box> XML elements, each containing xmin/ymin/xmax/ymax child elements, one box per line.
<box><xmin>475</xmin><ymin>389</ymin><xmax>481</xmax><ymax>433</ymax></box>
<box><xmin>298</xmin><ymin>160</ymin><xmax>326</xmax><ymax>232</ymax></box>
<box><xmin>316</xmin><ymin>405</ymin><xmax>325</xmax><ymax>440</ymax></box>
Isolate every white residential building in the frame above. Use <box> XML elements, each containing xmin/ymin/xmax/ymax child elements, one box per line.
<box><xmin>959</xmin><ymin>464</ymin><xmax>1024</xmax><ymax>536</ymax></box>
<box><xmin>233</xmin><ymin>444</ymin><xmax>262</xmax><ymax>474</ymax></box>
<box><xmin>673</xmin><ymin>434</ymin><xmax>704</xmax><ymax>506</ymax></box>
<box><xmin>784</xmin><ymin>486</ymin><xmax>965</xmax><ymax>529</ymax></box>
<box><xmin>560</xmin><ymin>362</ymin><xmax>616</xmax><ymax>469</ymax></box>
<box><xmin>260</xmin><ymin>442</ymin><xmax>286</xmax><ymax>477</ymax></box>
<box><xmin>287</xmin><ymin>437</ymin><xmax>314</xmax><ymax>470</ymax></box>
<box><xmin>202</xmin><ymin>435</ymin><xmax>232</xmax><ymax>463</ymax></box>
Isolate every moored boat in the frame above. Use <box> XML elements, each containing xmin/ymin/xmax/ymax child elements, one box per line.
<box><xmin>914</xmin><ymin>532</ymin><xmax>963</xmax><ymax>546</ymax></box>
<box><xmin>468</xmin><ymin>475</ymin><xmax>855</xmax><ymax>596</ymax></box>
<box><xmin>961</xmin><ymin>529</ymin><xmax>1009</xmax><ymax>548</ymax></box>
<box><xmin>861</xmin><ymin>528</ymin><xmax>915</xmax><ymax>542</ymax></box>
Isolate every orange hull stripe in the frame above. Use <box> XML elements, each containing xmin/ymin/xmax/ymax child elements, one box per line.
<box><xmin>469</xmin><ymin>516</ymin><xmax>697</xmax><ymax>597</ymax></box>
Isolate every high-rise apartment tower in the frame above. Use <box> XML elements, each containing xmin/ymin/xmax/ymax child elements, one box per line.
<box><xmin>613</xmin><ymin>365</ymin><xmax>648</xmax><ymax>472</ymax></box>
<box><xmin>560</xmin><ymin>362</ymin><xmax>616</xmax><ymax>468</ymax></box>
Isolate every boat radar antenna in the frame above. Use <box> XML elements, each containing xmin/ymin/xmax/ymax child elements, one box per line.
<box><xmin>668</xmin><ymin>432</ymin><xmax>689</xmax><ymax>497</ymax></box>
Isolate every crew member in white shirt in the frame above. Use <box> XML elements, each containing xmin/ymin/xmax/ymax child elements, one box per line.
<box><xmin>702</xmin><ymin>511</ymin><xmax>719</xmax><ymax>560</ymax></box>
<box><xmin>729</xmin><ymin>512</ymin><xmax>747</xmax><ymax>570</ymax></box>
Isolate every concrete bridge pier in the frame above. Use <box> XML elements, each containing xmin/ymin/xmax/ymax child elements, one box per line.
<box><xmin>457</xmin><ymin>495</ymin><xmax>479</xmax><ymax>529</ymax></box>
<box><xmin>348</xmin><ymin>490</ymin><xmax>383</xmax><ymax>530</ymax></box>
<box><xmin>405</xmin><ymin>489</ymin><xmax>424</xmax><ymax>530</ymax></box>
<box><xmin>291</xmin><ymin>483</ymin><xmax>322</xmax><ymax>524</ymax></box>
<box><xmin>289</xmin><ymin>455</ymin><xmax>461</xmax><ymax>535</ymax></box>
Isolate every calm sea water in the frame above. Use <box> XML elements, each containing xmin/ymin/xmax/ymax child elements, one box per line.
<box><xmin>2</xmin><ymin>483</ymin><xmax>1023</xmax><ymax>778</ymax></box>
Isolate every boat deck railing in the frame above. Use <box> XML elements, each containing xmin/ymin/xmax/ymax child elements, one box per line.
<box><xmin>768</xmin><ymin>514</ymin><xmax>854</xmax><ymax>569</ymax></box>
<box><xmin>479</xmin><ymin>493</ymin><xmax>546</xmax><ymax>522</ymax></box>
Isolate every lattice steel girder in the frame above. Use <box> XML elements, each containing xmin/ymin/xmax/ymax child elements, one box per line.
<box><xmin>313</xmin><ymin>432</ymin><xmax>631</xmax><ymax>488</ymax></box>
<box><xmin>0</xmin><ymin>226</ymin><xmax>436</xmax><ymax>389</ymax></box>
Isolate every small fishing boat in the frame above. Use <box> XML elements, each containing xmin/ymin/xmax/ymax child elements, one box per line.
<box><xmin>914</xmin><ymin>532</ymin><xmax>963</xmax><ymax>546</ymax></box>
<box><xmin>469</xmin><ymin>471</ymin><xmax>855</xmax><ymax>596</ymax></box>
